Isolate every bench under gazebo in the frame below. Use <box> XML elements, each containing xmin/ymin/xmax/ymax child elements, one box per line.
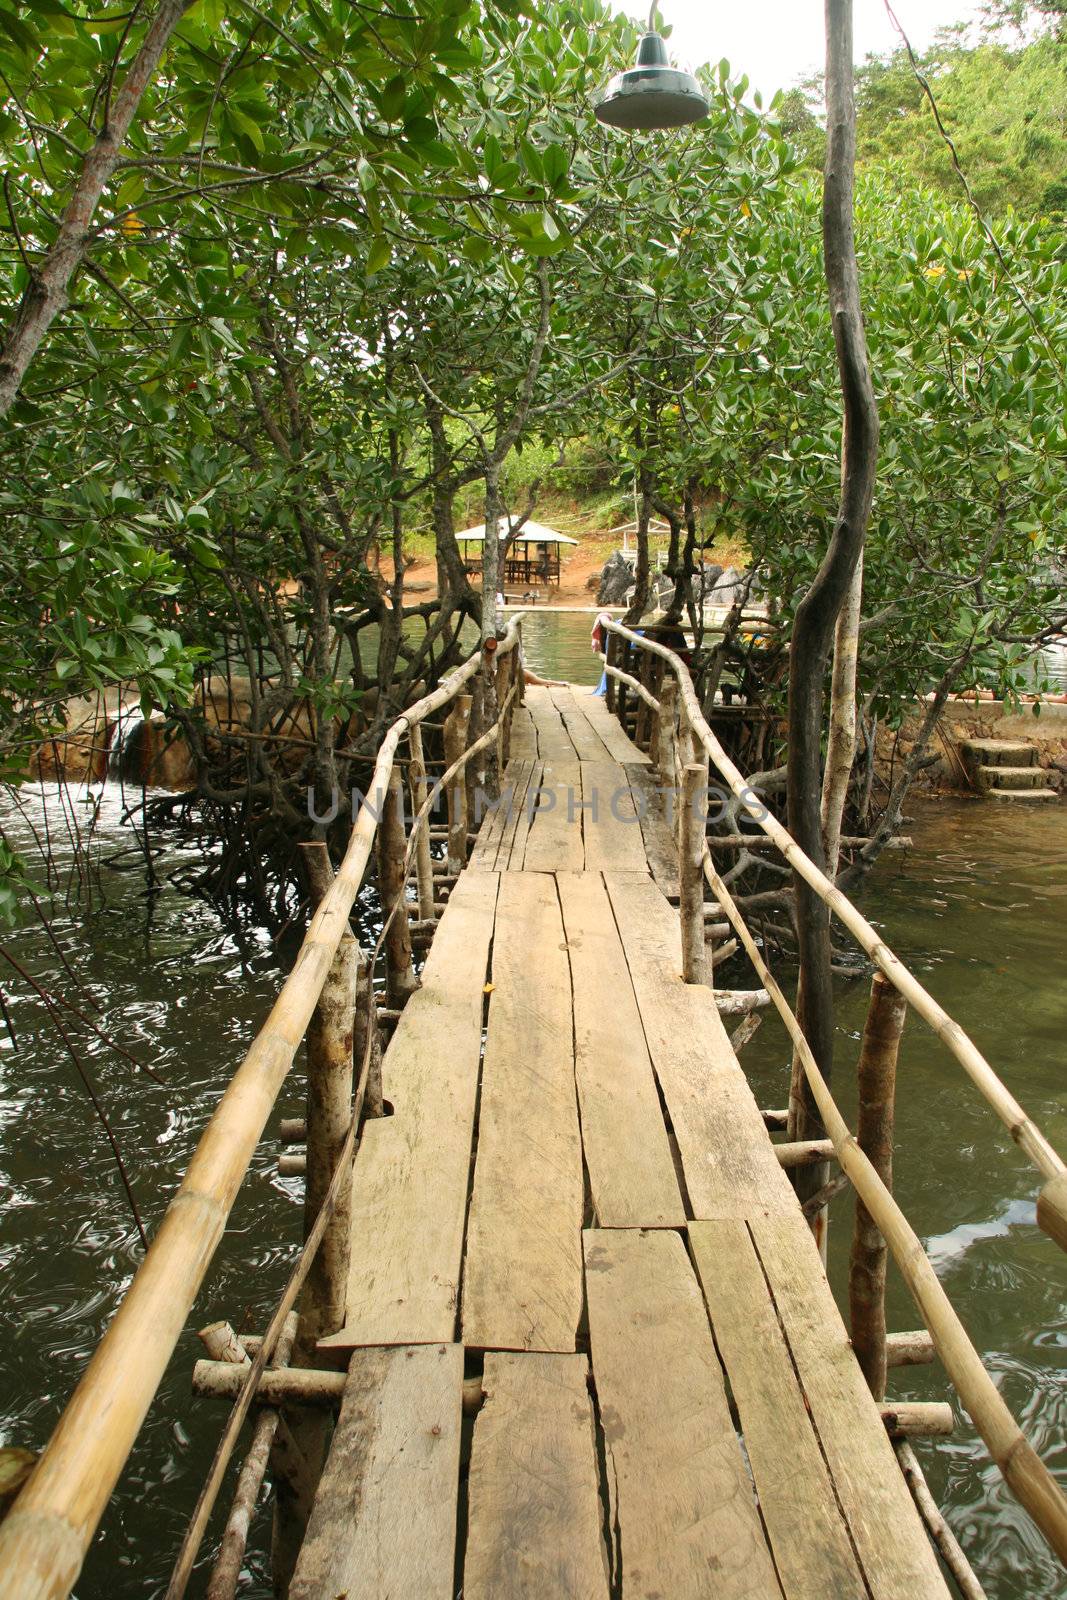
<box><xmin>457</xmin><ymin>519</ymin><xmax>579</xmax><ymax>591</ymax></box>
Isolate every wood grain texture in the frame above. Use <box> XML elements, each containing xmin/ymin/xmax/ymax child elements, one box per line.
<box><xmin>499</xmin><ymin>758</ymin><xmax>541</xmax><ymax>870</ymax></box>
<box><xmin>464</xmin><ymin>1353</ymin><xmax>611</xmax><ymax>1600</ymax></box>
<box><xmin>556</xmin><ymin>872</ymin><xmax>683</xmax><ymax>1227</ymax></box>
<box><xmin>579</xmin><ymin>762</ymin><xmax>650</xmax><ymax>873</ymax></box>
<box><xmin>750</xmin><ymin>1209</ymin><xmax>951</xmax><ymax>1598</ymax></box>
<box><xmin>549</xmin><ymin>686</ymin><xmax>614</xmax><ymax>761</ymax></box>
<box><xmin>289</xmin><ymin>1343</ymin><xmax>462</xmax><ymax>1600</ymax></box>
<box><xmin>583</xmin><ymin>1228</ymin><xmax>781</xmax><ymax>1600</ymax></box>
<box><xmin>527</xmin><ymin>686</ymin><xmax>579</xmax><ymax>763</ymax></box>
<box><xmin>689</xmin><ymin>1219</ymin><xmax>868</xmax><ymax>1600</ymax></box>
<box><xmin>323</xmin><ymin>872</ymin><xmax>498</xmax><ymax>1350</ymax></box>
<box><xmin>469</xmin><ymin>759</ymin><xmax>535</xmax><ymax>871</ymax></box>
<box><xmin>578</xmin><ymin>691</ymin><xmax>652</xmax><ymax>764</ymax></box>
<box><xmin>509</xmin><ymin>703</ymin><xmax>538</xmax><ymax>760</ymax></box>
<box><xmin>624</xmin><ymin>762</ymin><xmax>679</xmax><ymax>899</ymax></box>
<box><xmin>604</xmin><ymin>872</ymin><xmax>796</xmax><ymax>1219</ymax></box>
<box><xmin>521</xmin><ymin>762</ymin><xmax>584</xmax><ymax>873</ymax></box>
<box><xmin>462</xmin><ymin>873</ymin><xmax>584</xmax><ymax>1351</ymax></box>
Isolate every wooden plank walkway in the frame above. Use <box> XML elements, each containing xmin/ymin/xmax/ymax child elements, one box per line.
<box><xmin>301</xmin><ymin>687</ymin><xmax>950</xmax><ymax>1599</ymax></box>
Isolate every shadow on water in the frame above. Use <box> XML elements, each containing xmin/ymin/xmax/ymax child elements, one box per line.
<box><xmin>0</xmin><ymin>757</ymin><xmax>1065</xmax><ymax>1595</ymax></box>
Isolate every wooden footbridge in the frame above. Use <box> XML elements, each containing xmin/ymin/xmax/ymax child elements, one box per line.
<box><xmin>3</xmin><ymin>617</ymin><xmax>1067</xmax><ymax>1600</ymax></box>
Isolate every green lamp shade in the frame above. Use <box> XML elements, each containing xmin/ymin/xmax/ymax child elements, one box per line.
<box><xmin>595</xmin><ymin>32</ymin><xmax>709</xmax><ymax>131</ymax></box>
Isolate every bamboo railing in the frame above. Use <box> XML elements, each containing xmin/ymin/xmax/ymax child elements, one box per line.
<box><xmin>0</xmin><ymin>619</ymin><xmax>524</xmax><ymax>1600</ymax></box>
<box><xmin>602</xmin><ymin>619</ymin><xmax>1067</xmax><ymax>1570</ymax></box>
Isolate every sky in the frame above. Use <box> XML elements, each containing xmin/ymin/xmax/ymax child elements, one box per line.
<box><xmin>609</xmin><ymin>1</ymin><xmax>985</xmax><ymax>100</ymax></box>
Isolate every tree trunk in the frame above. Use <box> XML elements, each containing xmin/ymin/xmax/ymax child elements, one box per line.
<box><xmin>820</xmin><ymin>551</ymin><xmax>864</xmax><ymax>879</ymax></box>
<box><xmin>0</xmin><ymin>0</ymin><xmax>194</xmax><ymax>417</ymax></box>
<box><xmin>786</xmin><ymin>0</ymin><xmax>880</xmax><ymax>1225</ymax></box>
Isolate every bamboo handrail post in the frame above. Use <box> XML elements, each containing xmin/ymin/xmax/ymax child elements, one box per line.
<box><xmin>376</xmin><ymin>768</ymin><xmax>418</xmax><ymax>1008</ymax></box>
<box><xmin>656</xmin><ymin>677</ymin><xmax>677</xmax><ymax>791</ymax></box>
<box><xmin>406</xmin><ymin>726</ymin><xmax>436</xmax><ymax>923</ymax></box>
<box><xmin>443</xmin><ymin>695</ymin><xmax>471</xmax><ymax>874</ymax></box>
<box><xmin>276</xmin><ymin>850</ymin><xmax>360</xmax><ymax>1592</ymax></box>
<box><xmin>635</xmin><ymin>650</ymin><xmax>655</xmax><ymax>749</ymax></box>
<box><xmin>465</xmin><ymin>671</ymin><xmax>486</xmax><ymax>824</ymax></box>
<box><xmin>850</xmin><ymin>971</ymin><xmax>907</xmax><ymax>1400</ymax></box>
<box><xmin>679</xmin><ymin>760</ymin><xmax>709</xmax><ymax>986</ymax></box>
<box><xmin>354</xmin><ymin>958</ymin><xmax>383</xmax><ymax>1120</ymax></box>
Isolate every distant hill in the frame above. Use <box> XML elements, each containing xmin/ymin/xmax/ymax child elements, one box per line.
<box><xmin>778</xmin><ymin>8</ymin><xmax>1067</xmax><ymax>217</ymax></box>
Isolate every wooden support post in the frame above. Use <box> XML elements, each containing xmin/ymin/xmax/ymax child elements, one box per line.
<box><xmin>894</xmin><ymin>1441</ymin><xmax>989</xmax><ymax>1599</ymax></box>
<box><xmin>376</xmin><ymin>767</ymin><xmax>418</xmax><ymax>1008</ymax></box>
<box><xmin>496</xmin><ymin>649</ymin><xmax>513</xmax><ymax>769</ymax></box>
<box><xmin>679</xmin><ymin>760</ymin><xmax>709</xmax><ymax>986</ymax></box>
<box><xmin>406</xmin><ymin>725</ymin><xmax>435</xmax><ymax>923</ymax></box>
<box><xmin>635</xmin><ymin>651</ymin><xmax>655</xmax><ymax>750</ymax></box>
<box><xmin>849</xmin><ymin>970</ymin><xmax>907</xmax><ymax>1400</ymax></box>
<box><xmin>465</xmin><ymin>671</ymin><xmax>485</xmax><ymax>824</ymax></box>
<box><xmin>656</xmin><ymin>676</ymin><xmax>677</xmax><ymax>791</ymax></box>
<box><xmin>274</xmin><ymin>843</ymin><xmax>361</xmax><ymax>1595</ymax></box>
<box><xmin>354</xmin><ymin>958</ymin><xmax>383</xmax><ymax>1119</ymax></box>
<box><xmin>202</xmin><ymin>1314</ymin><xmax>300</xmax><ymax>1600</ymax></box>
<box><xmin>443</xmin><ymin>694</ymin><xmax>471</xmax><ymax>874</ymax></box>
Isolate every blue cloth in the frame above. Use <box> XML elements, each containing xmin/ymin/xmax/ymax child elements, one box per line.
<box><xmin>594</xmin><ymin>670</ymin><xmax>608</xmax><ymax>697</ymax></box>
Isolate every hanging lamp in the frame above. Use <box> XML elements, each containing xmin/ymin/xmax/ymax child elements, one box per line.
<box><xmin>594</xmin><ymin>9</ymin><xmax>708</xmax><ymax>131</ymax></box>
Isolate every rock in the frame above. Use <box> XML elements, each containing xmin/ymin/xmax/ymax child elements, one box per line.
<box><xmin>584</xmin><ymin>571</ymin><xmax>600</xmax><ymax>592</ymax></box>
<box><xmin>597</xmin><ymin>550</ymin><xmax>635</xmax><ymax>606</ymax></box>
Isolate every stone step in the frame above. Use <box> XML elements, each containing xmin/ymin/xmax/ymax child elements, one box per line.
<box><xmin>980</xmin><ymin>764</ymin><xmax>1050</xmax><ymax>791</ymax></box>
<box><xmin>958</xmin><ymin>737</ymin><xmax>1038</xmax><ymax>766</ymax></box>
<box><xmin>986</xmin><ymin>787</ymin><xmax>1059</xmax><ymax>803</ymax></box>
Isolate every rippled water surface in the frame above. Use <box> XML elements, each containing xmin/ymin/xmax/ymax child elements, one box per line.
<box><xmin>1</xmin><ymin>772</ymin><xmax>1065</xmax><ymax>1596</ymax></box>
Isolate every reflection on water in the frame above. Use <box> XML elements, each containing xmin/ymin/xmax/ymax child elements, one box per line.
<box><xmin>0</xmin><ymin>674</ymin><xmax>1065</xmax><ymax>1596</ymax></box>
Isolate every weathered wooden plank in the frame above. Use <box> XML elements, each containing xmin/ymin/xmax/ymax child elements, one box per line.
<box><xmin>556</xmin><ymin>872</ymin><xmax>683</xmax><ymax>1227</ymax></box>
<box><xmin>464</xmin><ymin>1353</ymin><xmax>611</xmax><ymax>1600</ymax></box>
<box><xmin>578</xmin><ymin>690</ymin><xmax>651</xmax><ymax>764</ymax></box>
<box><xmin>462</xmin><ymin>873</ymin><xmax>584</xmax><ymax>1351</ymax></box>
<box><xmin>750</xmin><ymin>1210</ymin><xmax>951</xmax><ymax>1598</ymax></box>
<box><xmin>624</xmin><ymin>761</ymin><xmax>679</xmax><ymax>899</ymax></box>
<box><xmin>549</xmin><ymin>686</ymin><xmax>614</xmax><ymax>761</ymax></box>
<box><xmin>290</xmin><ymin>1343</ymin><xmax>462</xmax><ymax>1600</ymax></box>
<box><xmin>603</xmin><ymin>873</ymin><xmax>796</xmax><ymax>1219</ymax></box>
<box><xmin>583</xmin><ymin>1229</ymin><xmax>781</xmax><ymax>1599</ymax></box>
<box><xmin>322</xmin><ymin>872</ymin><xmax>498</xmax><ymax>1350</ymax></box>
<box><xmin>499</xmin><ymin>758</ymin><xmax>540</xmax><ymax>870</ymax></box>
<box><xmin>509</xmin><ymin>702</ymin><xmax>538</xmax><ymax>760</ymax></box>
<box><xmin>469</xmin><ymin>759</ymin><xmax>534</xmax><ymax>871</ymax></box>
<box><xmin>521</xmin><ymin>761</ymin><xmax>584</xmax><ymax>873</ymax></box>
<box><xmin>689</xmin><ymin>1219</ymin><xmax>868</xmax><ymax>1600</ymax></box>
<box><xmin>526</xmin><ymin>685</ymin><xmax>578</xmax><ymax>763</ymax></box>
<box><xmin>579</xmin><ymin>762</ymin><xmax>650</xmax><ymax>873</ymax></box>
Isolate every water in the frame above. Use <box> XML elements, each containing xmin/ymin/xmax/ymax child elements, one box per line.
<box><xmin>0</xmin><ymin>718</ymin><xmax>1065</xmax><ymax>1595</ymax></box>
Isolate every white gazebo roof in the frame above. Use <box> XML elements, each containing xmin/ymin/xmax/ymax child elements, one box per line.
<box><xmin>456</xmin><ymin>519</ymin><xmax>579</xmax><ymax>546</ymax></box>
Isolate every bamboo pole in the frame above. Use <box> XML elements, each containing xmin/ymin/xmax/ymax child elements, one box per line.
<box><xmin>353</xmin><ymin>959</ymin><xmax>383</xmax><ymax>1121</ymax></box>
<box><xmin>443</xmin><ymin>694</ymin><xmax>471</xmax><ymax>875</ymax></box>
<box><xmin>886</xmin><ymin>1331</ymin><xmax>936</xmax><ymax>1368</ymax></box>
<box><xmin>656</xmin><ymin>676</ymin><xmax>677</xmax><ymax>791</ymax></box>
<box><xmin>602</xmin><ymin>619</ymin><xmax>1065</xmax><ymax>1191</ymax></box>
<box><xmin>376</xmin><ymin>768</ymin><xmax>418</xmax><ymax>1008</ymax></box>
<box><xmin>895</xmin><ymin>1441</ymin><xmax>989</xmax><ymax>1600</ymax></box>
<box><xmin>204</xmin><ymin>1314</ymin><xmax>299</xmax><ymax>1600</ymax></box>
<box><xmin>194</xmin><ymin>1363</ymin><xmax>344</xmax><ymax>1408</ymax></box>
<box><xmin>700</xmin><ymin>840</ymin><xmax>1067</xmax><ymax>1566</ymax></box>
<box><xmin>0</xmin><ymin>621</ymin><xmax>524</xmax><ymax>1600</ymax></box>
<box><xmin>679</xmin><ymin>761</ymin><xmax>709</xmax><ymax>986</ymax></box>
<box><xmin>406</xmin><ymin>725</ymin><xmax>436</xmax><ymax>922</ymax></box>
<box><xmin>774</xmin><ymin>1139</ymin><xmax>837</xmax><ymax>1168</ymax></box>
<box><xmin>880</xmin><ymin>1403</ymin><xmax>954</xmax><ymax>1439</ymax></box>
<box><xmin>849</xmin><ymin>971</ymin><xmax>907</xmax><ymax>1400</ymax></box>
